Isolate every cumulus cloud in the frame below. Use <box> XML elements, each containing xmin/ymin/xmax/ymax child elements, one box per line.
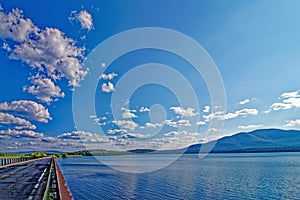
<box><xmin>41</xmin><ymin>136</ymin><xmax>56</xmax><ymax>143</ymax></box>
<box><xmin>23</xmin><ymin>75</ymin><xmax>65</xmax><ymax>103</ymax></box>
<box><xmin>2</xmin><ymin>42</ymin><xmax>11</xmax><ymax>51</ymax></box>
<box><xmin>0</xmin><ymin>7</ymin><xmax>38</xmax><ymax>42</ymax></box>
<box><xmin>0</xmin><ymin>6</ymin><xmax>88</xmax><ymax>102</ymax></box>
<box><xmin>145</xmin><ymin>122</ymin><xmax>163</xmax><ymax>128</ymax></box>
<box><xmin>121</xmin><ymin>108</ymin><xmax>137</xmax><ymax>119</ymax></box>
<box><xmin>239</xmin><ymin>99</ymin><xmax>250</xmax><ymax>105</ymax></box>
<box><xmin>107</xmin><ymin>129</ymin><xmax>127</xmax><ymax>135</ymax></box>
<box><xmin>101</xmin><ymin>82</ymin><xmax>115</xmax><ymax>93</ymax></box>
<box><xmin>0</xmin><ymin>100</ymin><xmax>51</xmax><ymax>123</ymax></box>
<box><xmin>284</xmin><ymin>119</ymin><xmax>300</xmax><ymax>128</ymax></box>
<box><xmin>69</xmin><ymin>10</ymin><xmax>94</xmax><ymax>30</ymax></box>
<box><xmin>238</xmin><ymin>125</ymin><xmax>262</xmax><ymax>130</ymax></box>
<box><xmin>203</xmin><ymin>108</ymin><xmax>259</xmax><ymax>122</ymax></box>
<box><xmin>89</xmin><ymin>115</ymin><xmax>107</xmax><ymax>126</ymax></box>
<box><xmin>112</xmin><ymin>120</ymin><xmax>138</xmax><ymax>130</ymax></box>
<box><xmin>14</xmin><ymin>125</ymin><xmax>36</xmax><ymax>130</ymax></box>
<box><xmin>57</xmin><ymin>131</ymin><xmax>109</xmax><ymax>143</ymax></box>
<box><xmin>0</xmin><ymin>129</ymin><xmax>43</xmax><ymax>138</ymax></box>
<box><xmin>164</xmin><ymin>131</ymin><xmax>188</xmax><ymax>137</ymax></box>
<box><xmin>170</xmin><ymin>106</ymin><xmax>197</xmax><ymax>117</ymax></box>
<box><xmin>269</xmin><ymin>90</ymin><xmax>300</xmax><ymax>111</ymax></box>
<box><xmin>169</xmin><ymin>131</ymin><xmax>199</xmax><ymax>138</ymax></box>
<box><xmin>281</xmin><ymin>91</ymin><xmax>300</xmax><ymax>99</ymax></box>
<box><xmin>203</xmin><ymin>106</ymin><xmax>210</xmax><ymax>113</ymax></box>
<box><xmin>99</xmin><ymin>72</ymin><xmax>118</xmax><ymax>80</ymax></box>
<box><xmin>164</xmin><ymin>119</ymin><xmax>191</xmax><ymax>128</ymax></box>
<box><xmin>11</xmin><ymin>27</ymin><xmax>87</xmax><ymax>86</ymax></box>
<box><xmin>0</xmin><ymin>100</ymin><xmax>51</xmax><ymax>142</ymax></box>
<box><xmin>196</xmin><ymin>121</ymin><xmax>206</xmax><ymax>126</ymax></box>
<box><xmin>0</xmin><ymin>112</ymin><xmax>36</xmax><ymax>130</ymax></box>
<box><xmin>139</xmin><ymin>107</ymin><xmax>150</xmax><ymax>112</ymax></box>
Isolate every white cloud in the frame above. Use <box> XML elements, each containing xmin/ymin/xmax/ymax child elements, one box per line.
<box><xmin>112</xmin><ymin>120</ymin><xmax>138</xmax><ymax>130</ymax></box>
<box><xmin>41</xmin><ymin>136</ymin><xmax>56</xmax><ymax>143</ymax></box>
<box><xmin>11</xmin><ymin>27</ymin><xmax>87</xmax><ymax>87</ymax></box>
<box><xmin>14</xmin><ymin>125</ymin><xmax>36</xmax><ymax>130</ymax></box>
<box><xmin>2</xmin><ymin>42</ymin><xmax>11</xmax><ymax>51</ymax></box>
<box><xmin>57</xmin><ymin>131</ymin><xmax>109</xmax><ymax>143</ymax></box>
<box><xmin>203</xmin><ymin>106</ymin><xmax>210</xmax><ymax>113</ymax></box>
<box><xmin>0</xmin><ymin>112</ymin><xmax>36</xmax><ymax>130</ymax></box>
<box><xmin>284</xmin><ymin>119</ymin><xmax>300</xmax><ymax>128</ymax></box>
<box><xmin>115</xmin><ymin>139</ymin><xmax>129</xmax><ymax>145</ymax></box>
<box><xmin>145</xmin><ymin>122</ymin><xmax>163</xmax><ymax>128</ymax></box>
<box><xmin>170</xmin><ymin>106</ymin><xmax>197</xmax><ymax>117</ymax></box>
<box><xmin>164</xmin><ymin>131</ymin><xmax>187</xmax><ymax>137</ymax></box>
<box><xmin>89</xmin><ymin>115</ymin><xmax>107</xmax><ymax>126</ymax></box>
<box><xmin>164</xmin><ymin>131</ymin><xmax>199</xmax><ymax>138</ymax></box>
<box><xmin>239</xmin><ymin>99</ymin><xmax>250</xmax><ymax>105</ymax></box>
<box><xmin>24</xmin><ymin>75</ymin><xmax>65</xmax><ymax>103</ymax></box>
<box><xmin>0</xmin><ymin>100</ymin><xmax>51</xmax><ymax>142</ymax></box>
<box><xmin>164</xmin><ymin>119</ymin><xmax>191</xmax><ymax>128</ymax></box>
<box><xmin>0</xmin><ymin>129</ymin><xmax>43</xmax><ymax>138</ymax></box>
<box><xmin>0</xmin><ymin>6</ymin><xmax>88</xmax><ymax>102</ymax></box>
<box><xmin>100</xmin><ymin>62</ymin><xmax>106</xmax><ymax>68</ymax></box>
<box><xmin>281</xmin><ymin>91</ymin><xmax>300</xmax><ymax>98</ymax></box>
<box><xmin>269</xmin><ymin>103</ymin><xmax>292</xmax><ymax>111</ymax></box>
<box><xmin>70</xmin><ymin>10</ymin><xmax>94</xmax><ymax>30</ymax></box>
<box><xmin>121</xmin><ymin>108</ymin><xmax>137</xmax><ymax>119</ymax></box>
<box><xmin>238</xmin><ymin>125</ymin><xmax>262</xmax><ymax>130</ymax></box>
<box><xmin>0</xmin><ymin>100</ymin><xmax>51</xmax><ymax>123</ymax></box>
<box><xmin>196</xmin><ymin>121</ymin><xmax>206</xmax><ymax>126</ymax></box>
<box><xmin>107</xmin><ymin>129</ymin><xmax>127</xmax><ymax>135</ymax></box>
<box><xmin>99</xmin><ymin>72</ymin><xmax>118</xmax><ymax>80</ymax></box>
<box><xmin>203</xmin><ymin>108</ymin><xmax>259</xmax><ymax>121</ymax></box>
<box><xmin>269</xmin><ymin>90</ymin><xmax>300</xmax><ymax>111</ymax></box>
<box><xmin>101</xmin><ymin>82</ymin><xmax>115</xmax><ymax>93</ymax></box>
<box><xmin>139</xmin><ymin>107</ymin><xmax>150</xmax><ymax>112</ymax></box>
<box><xmin>0</xmin><ymin>8</ymin><xmax>38</xmax><ymax>42</ymax></box>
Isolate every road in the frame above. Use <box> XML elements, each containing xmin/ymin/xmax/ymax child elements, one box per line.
<box><xmin>0</xmin><ymin>157</ymin><xmax>51</xmax><ymax>200</ymax></box>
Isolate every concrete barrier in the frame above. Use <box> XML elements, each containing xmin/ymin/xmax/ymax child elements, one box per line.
<box><xmin>0</xmin><ymin>157</ymin><xmax>30</xmax><ymax>167</ymax></box>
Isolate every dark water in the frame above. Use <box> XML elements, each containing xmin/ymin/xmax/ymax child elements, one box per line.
<box><xmin>57</xmin><ymin>152</ymin><xmax>300</xmax><ymax>200</ymax></box>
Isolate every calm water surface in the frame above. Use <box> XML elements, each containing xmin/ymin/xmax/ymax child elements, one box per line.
<box><xmin>57</xmin><ymin>152</ymin><xmax>300</xmax><ymax>200</ymax></box>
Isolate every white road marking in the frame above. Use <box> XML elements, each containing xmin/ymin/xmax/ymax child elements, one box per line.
<box><xmin>38</xmin><ymin>173</ymin><xmax>44</xmax><ymax>182</ymax></box>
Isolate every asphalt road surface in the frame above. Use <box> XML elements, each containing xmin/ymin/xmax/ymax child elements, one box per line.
<box><xmin>0</xmin><ymin>157</ymin><xmax>51</xmax><ymax>200</ymax></box>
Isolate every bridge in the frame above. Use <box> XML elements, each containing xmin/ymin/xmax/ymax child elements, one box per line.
<box><xmin>0</xmin><ymin>157</ymin><xmax>72</xmax><ymax>200</ymax></box>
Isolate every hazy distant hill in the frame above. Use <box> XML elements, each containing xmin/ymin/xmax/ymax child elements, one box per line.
<box><xmin>186</xmin><ymin>129</ymin><xmax>300</xmax><ymax>153</ymax></box>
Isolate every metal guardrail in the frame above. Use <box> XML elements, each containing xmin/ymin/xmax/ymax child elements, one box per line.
<box><xmin>0</xmin><ymin>157</ymin><xmax>29</xmax><ymax>166</ymax></box>
<box><xmin>43</xmin><ymin>158</ymin><xmax>54</xmax><ymax>200</ymax></box>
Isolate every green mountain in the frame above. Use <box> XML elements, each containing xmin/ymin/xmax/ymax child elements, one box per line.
<box><xmin>186</xmin><ymin>129</ymin><xmax>300</xmax><ymax>153</ymax></box>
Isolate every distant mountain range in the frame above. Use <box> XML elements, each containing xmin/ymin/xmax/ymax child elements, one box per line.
<box><xmin>185</xmin><ymin>129</ymin><xmax>300</xmax><ymax>153</ymax></box>
<box><xmin>12</xmin><ymin>129</ymin><xmax>300</xmax><ymax>155</ymax></box>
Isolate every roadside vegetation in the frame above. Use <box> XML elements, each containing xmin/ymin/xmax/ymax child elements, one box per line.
<box><xmin>0</xmin><ymin>149</ymin><xmax>126</xmax><ymax>160</ymax></box>
<box><xmin>0</xmin><ymin>152</ymin><xmax>29</xmax><ymax>158</ymax></box>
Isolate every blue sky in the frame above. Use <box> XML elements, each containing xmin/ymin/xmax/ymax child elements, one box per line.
<box><xmin>0</xmin><ymin>0</ymin><xmax>300</xmax><ymax>151</ymax></box>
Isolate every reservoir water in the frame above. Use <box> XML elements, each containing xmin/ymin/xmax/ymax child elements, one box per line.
<box><xmin>57</xmin><ymin>152</ymin><xmax>300</xmax><ymax>200</ymax></box>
